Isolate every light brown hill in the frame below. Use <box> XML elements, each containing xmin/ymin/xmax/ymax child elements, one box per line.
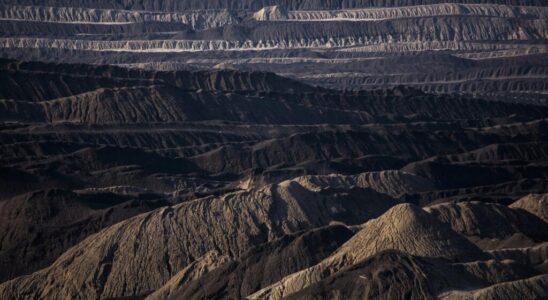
<box><xmin>0</xmin><ymin>181</ymin><xmax>395</xmax><ymax>299</ymax></box>
<box><xmin>510</xmin><ymin>193</ymin><xmax>548</xmax><ymax>223</ymax></box>
<box><xmin>249</xmin><ymin>203</ymin><xmax>485</xmax><ymax>299</ymax></box>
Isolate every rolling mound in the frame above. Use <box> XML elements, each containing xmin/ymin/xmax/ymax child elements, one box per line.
<box><xmin>146</xmin><ymin>250</ymin><xmax>231</xmax><ymax>300</ymax></box>
<box><xmin>282</xmin><ymin>250</ymin><xmax>542</xmax><ymax>300</ymax></box>
<box><xmin>0</xmin><ymin>181</ymin><xmax>394</xmax><ymax>299</ymax></box>
<box><xmin>291</xmin><ymin>170</ymin><xmax>435</xmax><ymax>198</ymax></box>
<box><xmin>0</xmin><ymin>189</ymin><xmax>168</xmax><ymax>282</ymax></box>
<box><xmin>2</xmin><ymin>59</ymin><xmax>548</xmax><ymax>126</ymax></box>
<box><xmin>249</xmin><ymin>203</ymin><xmax>485</xmax><ymax>299</ymax></box>
<box><xmin>0</xmin><ymin>46</ymin><xmax>546</xmax><ymax>300</ymax></box>
<box><xmin>487</xmin><ymin>243</ymin><xmax>548</xmax><ymax>268</ymax></box>
<box><xmin>510</xmin><ymin>193</ymin><xmax>548</xmax><ymax>222</ymax></box>
<box><xmin>283</xmin><ymin>251</ymin><xmax>439</xmax><ymax>300</ymax></box>
<box><xmin>401</xmin><ymin>141</ymin><xmax>548</xmax><ymax>190</ymax></box>
<box><xmin>440</xmin><ymin>274</ymin><xmax>548</xmax><ymax>300</ymax></box>
<box><xmin>426</xmin><ymin>201</ymin><xmax>548</xmax><ymax>249</ymax></box>
<box><xmin>331</xmin><ymin>203</ymin><xmax>486</xmax><ymax>261</ymax></box>
<box><xmin>159</xmin><ymin>225</ymin><xmax>354</xmax><ymax>300</ymax></box>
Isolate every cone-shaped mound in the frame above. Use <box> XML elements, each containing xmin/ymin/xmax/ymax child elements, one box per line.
<box><xmin>334</xmin><ymin>203</ymin><xmax>485</xmax><ymax>262</ymax></box>
<box><xmin>249</xmin><ymin>203</ymin><xmax>486</xmax><ymax>299</ymax></box>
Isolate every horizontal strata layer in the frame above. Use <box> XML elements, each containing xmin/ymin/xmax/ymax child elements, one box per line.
<box><xmin>2</xmin><ymin>17</ymin><xmax>546</xmax><ymax>42</ymax></box>
<box><xmin>259</xmin><ymin>4</ymin><xmax>548</xmax><ymax>21</ymax></box>
<box><xmin>1</xmin><ymin>0</ymin><xmax>547</xmax><ymax>11</ymax></box>
<box><xmin>0</xmin><ymin>3</ymin><xmax>546</xmax><ymax>98</ymax></box>
<box><xmin>1</xmin><ymin>38</ymin><xmax>545</xmax><ymax>53</ymax></box>
<box><xmin>0</xmin><ymin>3</ymin><xmax>546</xmax><ymax>25</ymax></box>
<box><xmin>0</xmin><ymin>5</ymin><xmax>237</xmax><ymax>30</ymax></box>
<box><xmin>453</xmin><ymin>47</ymin><xmax>548</xmax><ymax>59</ymax></box>
<box><xmin>117</xmin><ymin>60</ymin><xmax>548</xmax><ymax>99</ymax></box>
<box><xmin>305</xmin><ymin>75</ymin><xmax>548</xmax><ymax>94</ymax></box>
<box><xmin>119</xmin><ymin>56</ymin><xmax>548</xmax><ymax>71</ymax></box>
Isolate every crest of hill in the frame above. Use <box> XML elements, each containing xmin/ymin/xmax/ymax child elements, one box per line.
<box><xmin>253</xmin><ymin>6</ymin><xmax>288</xmax><ymax>21</ymax></box>
<box><xmin>0</xmin><ymin>189</ymin><xmax>167</xmax><ymax>283</ymax></box>
<box><xmin>249</xmin><ymin>203</ymin><xmax>485</xmax><ymax>299</ymax></box>
<box><xmin>0</xmin><ymin>180</ymin><xmax>396</xmax><ymax>299</ymax></box>
<box><xmin>0</xmin><ymin>58</ymin><xmax>317</xmax><ymax>102</ymax></box>
<box><xmin>510</xmin><ymin>193</ymin><xmax>548</xmax><ymax>223</ymax></box>
<box><xmin>156</xmin><ymin>225</ymin><xmax>354</xmax><ymax>300</ymax></box>
<box><xmin>439</xmin><ymin>274</ymin><xmax>548</xmax><ymax>300</ymax></box>
<box><xmin>426</xmin><ymin>201</ymin><xmax>548</xmax><ymax>250</ymax></box>
<box><xmin>331</xmin><ymin>203</ymin><xmax>485</xmax><ymax>262</ymax></box>
<box><xmin>146</xmin><ymin>250</ymin><xmax>231</xmax><ymax>300</ymax></box>
<box><xmin>282</xmin><ymin>250</ymin><xmax>542</xmax><ymax>300</ymax></box>
<box><xmin>292</xmin><ymin>170</ymin><xmax>435</xmax><ymax>198</ymax></box>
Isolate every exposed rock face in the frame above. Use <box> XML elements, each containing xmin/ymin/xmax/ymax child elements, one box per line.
<box><xmin>429</xmin><ymin>142</ymin><xmax>548</xmax><ymax>164</ymax></box>
<box><xmin>253</xmin><ymin>6</ymin><xmax>288</xmax><ymax>21</ymax></box>
<box><xmin>281</xmin><ymin>4</ymin><xmax>548</xmax><ymax>21</ymax></box>
<box><xmin>2</xmin><ymin>14</ymin><xmax>547</xmax><ymax>51</ymax></box>
<box><xmin>511</xmin><ymin>193</ymin><xmax>548</xmax><ymax>222</ymax></box>
<box><xmin>454</xmin><ymin>259</ymin><xmax>540</xmax><ymax>286</ymax></box>
<box><xmin>3</xmin><ymin>59</ymin><xmax>547</xmax><ymax>127</ymax></box>
<box><xmin>0</xmin><ymin>5</ymin><xmax>238</xmax><ymax>30</ymax></box>
<box><xmin>2</xmin><ymin>0</ymin><xmax>546</xmax><ymax>12</ymax></box>
<box><xmin>401</xmin><ymin>142</ymin><xmax>548</xmax><ymax>190</ymax></box>
<box><xmin>0</xmin><ymin>59</ymin><xmax>315</xmax><ymax>100</ymax></box>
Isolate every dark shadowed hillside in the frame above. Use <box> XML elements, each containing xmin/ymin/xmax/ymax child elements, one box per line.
<box><xmin>0</xmin><ymin>58</ymin><xmax>546</xmax><ymax>299</ymax></box>
<box><xmin>0</xmin><ymin>0</ymin><xmax>547</xmax><ymax>298</ymax></box>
